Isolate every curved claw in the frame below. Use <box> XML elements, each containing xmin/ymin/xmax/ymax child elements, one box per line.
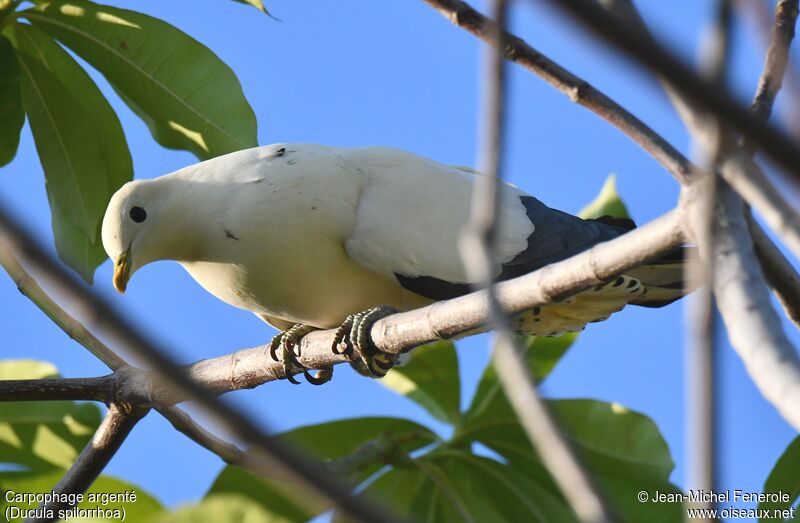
<box><xmin>304</xmin><ymin>367</ymin><xmax>334</xmax><ymax>386</ymax></box>
<box><xmin>332</xmin><ymin>316</ymin><xmax>354</xmax><ymax>355</ymax></box>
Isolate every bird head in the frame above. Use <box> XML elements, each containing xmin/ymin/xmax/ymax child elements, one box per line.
<box><xmin>102</xmin><ymin>179</ymin><xmax>167</xmax><ymax>294</ymax></box>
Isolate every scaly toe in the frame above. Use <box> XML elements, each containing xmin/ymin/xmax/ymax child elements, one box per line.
<box><xmin>336</xmin><ymin>305</ymin><xmax>399</xmax><ymax>378</ymax></box>
<box><xmin>267</xmin><ymin>324</ymin><xmax>323</xmax><ymax>385</ymax></box>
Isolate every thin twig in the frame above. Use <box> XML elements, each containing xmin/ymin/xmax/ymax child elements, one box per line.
<box><xmin>746</xmin><ymin>0</ymin><xmax>800</xmax><ymax>138</ymax></box>
<box><xmin>0</xmin><ymin>206</ymin><xmax>405</xmax><ymax>523</ymax></box>
<box><xmin>684</xmin><ymin>181</ymin><xmax>800</xmax><ymax>430</ymax></box>
<box><xmin>0</xmin><ymin>376</ymin><xmax>113</xmax><ymax>402</ymax></box>
<box><xmin>26</xmin><ymin>404</ymin><xmax>146</xmax><ymax>523</ymax></box>
<box><xmin>739</xmin><ymin>0</ymin><xmax>800</xmax><ymax>137</ymax></box>
<box><xmin>460</xmin><ymin>1</ymin><xmax>613</xmax><ymax>521</ymax></box>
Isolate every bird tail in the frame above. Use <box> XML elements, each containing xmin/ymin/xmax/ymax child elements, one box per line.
<box><xmin>626</xmin><ymin>245</ymin><xmax>699</xmax><ymax>308</ymax></box>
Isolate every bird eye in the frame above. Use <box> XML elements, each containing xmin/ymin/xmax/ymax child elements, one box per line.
<box><xmin>129</xmin><ymin>206</ymin><xmax>147</xmax><ymax>223</ymax></box>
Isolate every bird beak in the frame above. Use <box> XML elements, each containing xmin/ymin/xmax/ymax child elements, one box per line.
<box><xmin>112</xmin><ymin>249</ymin><xmax>131</xmax><ymax>294</ymax></box>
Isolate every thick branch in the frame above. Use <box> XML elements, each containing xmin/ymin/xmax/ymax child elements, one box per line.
<box><xmin>32</xmin><ymin>209</ymin><xmax>680</xmax><ymax>409</ymax></box>
<box><xmin>687</xmin><ymin>182</ymin><xmax>800</xmax><ymax>430</ymax></box>
<box><xmin>134</xmin><ymin>209</ymin><xmax>682</xmax><ymax>403</ymax></box>
<box><xmin>717</xmin><ymin>152</ymin><xmax>800</xmax><ymax>262</ymax></box>
<box><xmin>0</xmin><ymin>376</ymin><xmax>113</xmax><ymax>402</ymax></box>
<box><xmin>27</xmin><ymin>404</ymin><xmax>146</xmax><ymax>523</ymax></box>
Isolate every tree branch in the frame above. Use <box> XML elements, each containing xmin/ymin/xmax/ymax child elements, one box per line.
<box><xmin>717</xmin><ymin>151</ymin><xmax>800</xmax><ymax>263</ymax></box>
<box><xmin>747</xmin><ymin>0</ymin><xmax>799</xmax><ymax>135</ymax></box>
<box><xmin>0</xmin><ymin>376</ymin><xmax>113</xmax><ymax>402</ymax></box>
<box><xmin>684</xmin><ymin>181</ymin><xmax>800</xmax><ymax>430</ymax></box>
<box><xmin>27</xmin><ymin>403</ymin><xmax>146</xmax><ymax>523</ymax></box>
<box><xmin>0</xmin><ymin>207</ymin><xmax>682</xmax><ymax>404</ymax></box>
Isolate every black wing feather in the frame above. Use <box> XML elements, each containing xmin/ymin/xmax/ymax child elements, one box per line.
<box><xmin>395</xmin><ymin>196</ymin><xmax>631</xmax><ymax>300</ymax></box>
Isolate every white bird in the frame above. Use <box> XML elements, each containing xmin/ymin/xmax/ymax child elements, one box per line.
<box><xmin>102</xmin><ymin>144</ymin><xmax>688</xmax><ymax>383</ymax></box>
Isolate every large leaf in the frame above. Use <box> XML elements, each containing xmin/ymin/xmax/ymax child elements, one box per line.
<box><xmin>151</xmin><ymin>494</ymin><xmax>286</xmax><ymax>523</ymax></box>
<box><xmin>552</xmin><ymin>400</ymin><xmax>674</xmax><ymax>481</ymax></box>
<box><xmin>281</xmin><ymin>417</ymin><xmax>438</xmax><ymax>485</ymax></box>
<box><xmin>458</xmin><ymin>398</ymin><xmax>680</xmax><ymax>522</ymax></box>
<box><xmin>207</xmin><ymin>466</ymin><xmax>317</xmax><ymax>523</ymax></box>
<box><xmin>464</xmin><ymin>334</ymin><xmax>578</xmax><ymax>424</ymax></box>
<box><xmin>578</xmin><ymin>174</ymin><xmax>631</xmax><ymax>220</ymax></box>
<box><xmin>759</xmin><ymin>436</ymin><xmax>800</xmax><ymax>522</ymax></box>
<box><xmin>0</xmin><ymin>470</ymin><xmax>163</xmax><ymax>522</ymax></box>
<box><xmin>0</xmin><ymin>34</ymin><xmax>25</xmax><ymax>167</ymax></box>
<box><xmin>24</xmin><ymin>0</ymin><xmax>258</xmax><ymax>160</ymax></box>
<box><xmin>381</xmin><ymin>341</ymin><xmax>461</xmax><ymax>425</ymax></box>
<box><xmin>11</xmin><ymin>22</ymin><xmax>131</xmax><ymax>282</ymax></box>
<box><xmin>0</xmin><ymin>359</ymin><xmax>101</xmax><ymax>471</ymax></box>
<box><xmin>336</xmin><ymin>450</ymin><xmax>579</xmax><ymax>523</ymax></box>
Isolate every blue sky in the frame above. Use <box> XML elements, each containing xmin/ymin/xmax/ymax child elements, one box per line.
<box><xmin>1</xmin><ymin>0</ymin><xmax>798</xmax><ymax>516</ymax></box>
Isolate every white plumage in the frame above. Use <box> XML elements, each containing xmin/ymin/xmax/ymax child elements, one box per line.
<box><xmin>101</xmin><ymin>143</ymin><xmax>686</xmax><ymax>342</ymax></box>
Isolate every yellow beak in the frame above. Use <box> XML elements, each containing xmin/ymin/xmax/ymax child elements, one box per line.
<box><xmin>112</xmin><ymin>249</ymin><xmax>131</xmax><ymax>294</ymax></box>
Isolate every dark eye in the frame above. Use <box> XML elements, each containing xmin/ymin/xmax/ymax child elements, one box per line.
<box><xmin>129</xmin><ymin>206</ymin><xmax>147</xmax><ymax>223</ymax></box>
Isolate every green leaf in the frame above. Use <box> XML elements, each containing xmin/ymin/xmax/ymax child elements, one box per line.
<box><xmin>11</xmin><ymin>22</ymin><xmax>131</xmax><ymax>282</ymax></box>
<box><xmin>0</xmin><ymin>359</ymin><xmax>102</xmax><ymax>471</ymax></box>
<box><xmin>578</xmin><ymin>174</ymin><xmax>630</xmax><ymax>220</ymax></box>
<box><xmin>280</xmin><ymin>416</ymin><xmax>438</xmax><ymax>485</ymax></box>
<box><xmin>336</xmin><ymin>450</ymin><xmax>578</xmax><ymax>523</ymax></box>
<box><xmin>0</xmin><ymin>470</ymin><xmax>163</xmax><ymax>522</ymax></box>
<box><xmin>381</xmin><ymin>341</ymin><xmax>461</xmax><ymax>425</ymax></box>
<box><xmin>458</xmin><ymin>398</ymin><xmax>679</xmax><ymax>523</ymax></box>
<box><xmin>551</xmin><ymin>400</ymin><xmax>674</xmax><ymax>481</ymax></box>
<box><xmin>47</xmin><ymin>191</ymin><xmax>108</xmax><ymax>283</ymax></box>
<box><xmin>759</xmin><ymin>436</ymin><xmax>800</xmax><ymax>522</ymax></box>
<box><xmin>24</xmin><ymin>0</ymin><xmax>258</xmax><ymax>160</ymax></box>
<box><xmin>207</xmin><ymin>466</ymin><xmax>316</xmax><ymax>523</ymax></box>
<box><xmin>0</xmin><ymin>34</ymin><xmax>25</xmax><ymax>167</ymax></box>
<box><xmin>151</xmin><ymin>494</ymin><xmax>286</xmax><ymax>523</ymax></box>
<box><xmin>464</xmin><ymin>334</ymin><xmax>578</xmax><ymax>423</ymax></box>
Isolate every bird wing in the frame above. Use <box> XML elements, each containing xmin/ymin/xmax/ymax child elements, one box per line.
<box><xmin>342</xmin><ymin>147</ymin><xmax>628</xmax><ymax>301</ymax></box>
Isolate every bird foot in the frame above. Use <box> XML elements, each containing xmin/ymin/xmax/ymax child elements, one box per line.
<box><xmin>331</xmin><ymin>305</ymin><xmax>398</xmax><ymax>378</ymax></box>
<box><xmin>269</xmin><ymin>324</ymin><xmax>333</xmax><ymax>385</ymax></box>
